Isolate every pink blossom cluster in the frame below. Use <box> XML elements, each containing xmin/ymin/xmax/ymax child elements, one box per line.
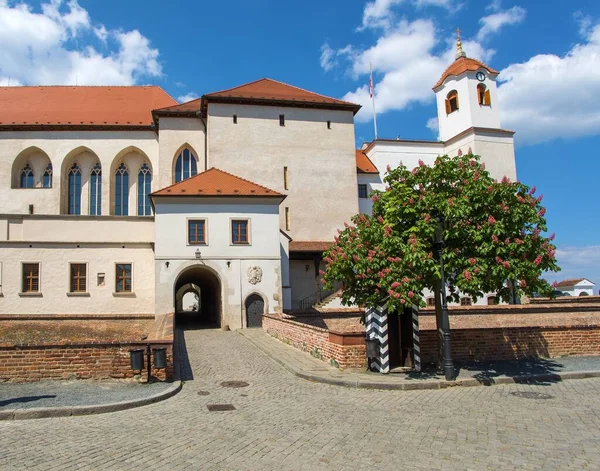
<box><xmin>463</xmin><ymin>270</ymin><xmax>472</xmax><ymax>281</ymax></box>
<box><xmin>488</xmin><ymin>216</ymin><xmax>496</xmax><ymax>225</ymax></box>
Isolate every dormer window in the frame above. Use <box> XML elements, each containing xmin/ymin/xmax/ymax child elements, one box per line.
<box><xmin>445</xmin><ymin>90</ymin><xmax>459</xmax><ymax>114</ymax></box>
<box><xmin>477</xmin><ymin>84</ymin><xmax>491</xmax><ymax>106</ymax></box>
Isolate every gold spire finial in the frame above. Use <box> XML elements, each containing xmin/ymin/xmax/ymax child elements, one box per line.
<box><xmin>455</xmin><ymin>27</ymin><xmax>466</xmax><ymax>60</ymax></box>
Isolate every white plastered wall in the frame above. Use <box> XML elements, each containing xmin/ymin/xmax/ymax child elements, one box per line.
<box><xmin>207</xmin><ymin>103</ymin><xmax>359</xmax><ymax>241</ymax></box>
<box><xmin>0</xmin><ymin>244</ymin><xmax>154</xmax><ymax>314</ymax></box>
<box><xmin>153</xmin><ymin>197</ymin><xmax>284</xmax><ymax>326</ymax></box>
<box><xmin>156</xmin><ymin>117</ymin><xmax>206</xmax><ymax>189</ymax></box>
<box><xmin>435</xmin><ymin>70</ymin><xmax>501</xmax><ymax>142</ymax></box>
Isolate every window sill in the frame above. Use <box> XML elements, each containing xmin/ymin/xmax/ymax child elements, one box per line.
<box><xmin>19</xmin><ymin>292</ymin><xmax>43</xmax><ymax>298</ymax></box>
<box><xmin>67</xmin><ymin>292</ymin><xmax>90</xmax><ymax>297</ymax></box>
<box><xmin>113</xmin><ymin>292</ymin><xmax>136</xmax><ymax>298</ymax></box>
<box><xmin>231</xmin><ymin>243</ymin><xmax>251</xmax><ymax>246</ymax></box>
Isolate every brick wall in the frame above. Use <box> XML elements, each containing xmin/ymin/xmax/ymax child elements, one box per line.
<box><xmin>0</xmin><ymin>342</ymin><xmax>174</xmax><ymax>383</ymax></box>
<box><xmin>263</xmin><ymin>315</ymin><xmax>366</xmax><ymax>369</ymax></box>
<box><xmin>419</xmin><ymin>326</ymin><xmax>600</xmax><ymax>363</ymax></box>
<box><xmin>266</xmin><ymin>308</ymin><xmax>600</xmax><ymax>370</ymax></box>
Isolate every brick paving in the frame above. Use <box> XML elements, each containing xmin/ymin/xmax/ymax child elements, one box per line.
<box><xmin>1</xmin><ymin>328</ymin><xmax>600</xmax><ymax>470</ymax></box>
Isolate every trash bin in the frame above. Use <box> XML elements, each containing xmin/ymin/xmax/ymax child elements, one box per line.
<box><xmin>130</xmin><ymin>349</ymin><xmax>144</xmax><ymax>371</ymax></box>
<box><xmin>365</xmin><ymin>337</ymin><xmax>379</xmax><ymax>358</ymax></box>
<box><xmin>153</xmin><ymin>347</ymin><xmax>167</xmax><ymax>369</ymax></box>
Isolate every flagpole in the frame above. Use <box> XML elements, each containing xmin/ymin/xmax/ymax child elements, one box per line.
<box><xmin>370</xmin><ymin>63</ymin><xmax>379</xmax><ymax>140</ymax></box>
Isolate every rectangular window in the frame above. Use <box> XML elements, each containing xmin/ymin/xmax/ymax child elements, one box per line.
<box><xmin>70</xmin><ymin>263</ymin><xmax>87</xmax><ymax>293</ymax></box>
<box><xmin>279</xmin><ymin>114</ymin><xmax>285</xmax><ymax>126</ymax></box>
<box><xmin>285</xmin><ymin>207</ymin><xmax>290</xmax><ymax>231</ymax></box>
<box><xmin>283</xmin><ymin>166</ymin><xmax>288</xmax><ymax>190</ymax></box>
<box><xmin>188</xmin><ymin>219</ymin><xmax>206</xmax><ymax>245</ymax></box>
<box><xmin>327</xmin><ymin>120</ymin><xmax>331</xmax><ymax>129</ymax></box>
<box><xmin>460</xmin><ymin>297</ymin><xmax>472</xmax><ymax>306</ymax></box>
<box><xmin>358</xmin><ymin>184</ymin><xmax>368</xmax><ymax>199</ymax></box>
<box><xmin>426</xmin><ymin>297</ymin><xmax>435</xmax><ymax>307</ymax></box>
<box><xmin>231</xmin><ymin>220</ymin><xmax>249</xmax><ymax>245</ymax></box>
<box><xmin>115</xmin><ymin>264</ymin><xmax>132</xmax><ymax>293</ymax></box>
<box><xmin>233</xmin><ymin>114</ymin><xmax>238</xmax><ymax>124</ymax></box>
<box><xmin>22</xmin><ymin>263</ymin><xmax>40</xmax><ymax>293</ymax></box>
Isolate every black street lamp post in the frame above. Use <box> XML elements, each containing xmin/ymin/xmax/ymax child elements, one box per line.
<box><xmin>432</xmin><ymin>212</ymin><xmax>455</xmax><ymax>381</ymax></box>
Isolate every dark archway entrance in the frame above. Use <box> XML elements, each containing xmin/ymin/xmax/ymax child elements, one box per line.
<box><xmin>245</xmin><ymin>294</ymin><xmax>265</xmax><ymax>328</ymax></box>
<box><xmin>174</xmin><ymin>266</ymin><xmax>221</xmax><ymax>328</ymax></box>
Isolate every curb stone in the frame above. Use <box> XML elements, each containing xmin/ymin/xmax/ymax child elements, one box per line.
<box><xmin>239</xmin><ymin>330</ymin><xmax>600</xmax><ymax>390</ymax></box>
<box><xmin>1</xmin><ymin>379</ymin><xmax>182</xmax><ymax>421</ymax></box>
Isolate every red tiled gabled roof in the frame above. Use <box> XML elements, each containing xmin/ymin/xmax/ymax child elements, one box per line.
<box><xmin>203</xmin><ymin>78</ymin><xmax>361</xmax><ymax>114</ymax></box>
<box><xmin>433</xmin><ymin>57</ymin><xmax>499</xmax><ymax>89</ymax></box>
<box><xmin>154</xmin><ymin>97</ymin><xmax>202</xmax><ymax>114</ymax></box>
<box><xmin>0</xmin><ymin>86</ymin><xmax>177</xmax><ymax>127</ymax></box>
<box><xmin>289</xmin><ymin>241</ymin><xmax>334</xmax><ymax>252</ymax></box>
<box><xmin>356</xmin><ymin>150</ymin><xmax>378</xmax><ymax>174</ymax></box>
<box><xmin>150</xmin><ymin>167</ymin><xmax>285</xmax><ymax>199</ymax></box>
<box><xmin>556</xmin><ymin>278</ymin><xmax>595</xmax><ymax>287</ymax></box>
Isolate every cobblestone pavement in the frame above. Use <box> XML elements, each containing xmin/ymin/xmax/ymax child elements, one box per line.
<box><xmin>1</xmin><ymin>328</ymin><xmax>600</xmax><ymax>470</ymax></box>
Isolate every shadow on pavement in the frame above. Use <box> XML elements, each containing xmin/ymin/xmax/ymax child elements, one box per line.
<box><xmin>0</xmin><ymin>395</ymin><xmax>57</xmax><ymax>407</ymax></box>
<box><xmin>175</xmin><ymin>328</ymin><xmax>194</xmax><ymax>382</ymax></box>
<box><xmin>456</xmin><ymin>357</ymin><xmax>564</xmax><ymax>386</ymax></box>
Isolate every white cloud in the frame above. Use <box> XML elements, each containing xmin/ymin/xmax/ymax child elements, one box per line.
<box><xmin>177</xmin><ymin>93</ymin><xmax>199</xmax><ymax>103</ymax></box>
<box><xmin>336</xmin><ymin>18</ymin><xmax>494</xmax><ymax>122</ymax></box>
<box><xmin>358</xmin><ymin>0</ymin><xmax>456</xmax><ymax>31</ymax></box>
<box><xmin>477</xmin><ymin>5</ymin><xmax>526</xmax><ymax>41</ymax></box>
<box><xmin>320</xmin><ymin>43</ymin><xmax>337</xmax><ymax>71</ymax></box>
<box><xmin>544</xmin><ymin>245</ymin><xmax>600</xmax><ymax>288</ymax></box>
<box><xmin>498</xmin><ymin>21</ymin><xmax>600</xmax><ymax>145</ymax></box>
<box><xmin>0</xmin><ymin>0</ymin><xmax>162</xmax><ymax>86</ymax></box>
<box><xmin>426</xmin><ymin>117</ymin><xmax>438</xmax><ymax>133</ymax></box>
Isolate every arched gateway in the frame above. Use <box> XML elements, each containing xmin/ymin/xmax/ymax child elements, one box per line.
<box><xmin>174</xmin><ymin>265</ymin><xmax>221</xmax><ymax>327</ymax></box>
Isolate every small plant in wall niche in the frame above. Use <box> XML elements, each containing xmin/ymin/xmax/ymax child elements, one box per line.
<box><xmin>329</xmin><ymin>358</ymin><xmax>340</xmax><ymax>368</ymax></box>
<box><xmin>310</xmin><ymin>347</ymin><xmax>323</xmax><ymax>359</ymax></box>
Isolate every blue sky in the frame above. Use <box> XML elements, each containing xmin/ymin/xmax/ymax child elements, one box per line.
<box><xmin>1</xmin><ymin>0</ymin><xmax>600</xmax><ymax>288</ymax></box>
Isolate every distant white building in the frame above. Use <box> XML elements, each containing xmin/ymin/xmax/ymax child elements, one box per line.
<box><xmin>555</xmin><ymin>279</ymin><xmax>596</xmax><ymax>297</ymax></box>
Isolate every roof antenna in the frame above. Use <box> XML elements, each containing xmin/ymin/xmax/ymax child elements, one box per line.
<box><xmin>455</xmin><ymin>27</ymin><xmax>466</xmax><ymax>60</ymax></box>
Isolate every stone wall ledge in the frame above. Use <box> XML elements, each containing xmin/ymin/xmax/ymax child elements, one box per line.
<box><xmin>0</xmin><ymin>314</ymin><xmax>155</xmax><ymax>320</ymax></box>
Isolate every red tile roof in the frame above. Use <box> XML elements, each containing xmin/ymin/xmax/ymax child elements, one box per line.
<box><xmin>289</xmin><ymin>241</ymin><xmax>334</xmax><ymax>252</ymax></box>
<box><xmin>356</xmin><ymin>150</ymin><xmax>378</xmax><ymax>174</ymax></box>
<box><xmin>0</xmin><ymin>86</ymin><xmax>177</xmax><ymax>126</ymax></box>
<box><xmin>433</xmin><ymin>57</ymin><xmax>499</xmax><ymax>89</ymax></box>
<box><xmin>151</xmin><ymin>168</ymin><xmax>285</xmax><ymax>198</ymax></box>
<box><xmin>204</xmin><ymin>78</ymin><xmax>361</xmax><ymax>114</ymax></box>
<box><xmin>556</xmin><ymin>278</ymin><xmax>595</xmax><ymax>287</ymax></box>
<box><xmin>155</xmin><ymin>97</ymin><xmax>202</xmax><ymax>114</ymax></box>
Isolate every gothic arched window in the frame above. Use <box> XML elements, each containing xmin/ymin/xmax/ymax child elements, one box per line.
<box><xmin>68</xmin><ymin>163</ymin><xmax>82</xmax><ymax>215</ymax></box>
<box><xmin>174</xmin><ymin>148</ymin><xmax>198</xmax><ymax>183</ymax></box>
<box><xmin>20</xmin><ymin>163</ymin><xmax>34</xmax><ymax>188</ymax></box>
<box><xmin>90</xmin><ymin>162</ymin><xmax>102</xmax><ymax>216</ymax></box>
<box><xmin>115</xmin><ymin>163</ymin><xmax>129</xmax><ymax>216</ymax></box>
<box><xmin>137</xmin><ymin>163</ymin><xmax>152</xmax><ymax>216</ymax></box>
<box><xmin>445</xmin><ymin>90</ymin><xmax>459</xmax><ymax>114</ymax></box>
<box><xmin>42</xmin><ymin>163</ymin><xmax>53</xmax><ymax>188</ymax></box>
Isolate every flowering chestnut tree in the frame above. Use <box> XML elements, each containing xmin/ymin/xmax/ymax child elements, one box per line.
<box><xmin>321</xmin><ymin>151</ymin><xmax>560</xmax><ymax>314</ymax></box>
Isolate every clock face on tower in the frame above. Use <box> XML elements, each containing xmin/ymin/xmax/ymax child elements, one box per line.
<box><xmin>476</xmin><ymin>71</ymin><xmax>486</xmax><ymax>82</ymax></box>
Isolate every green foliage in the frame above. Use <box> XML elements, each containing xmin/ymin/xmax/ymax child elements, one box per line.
<box><xmin>322</xmin><ymin>152</ymin><xmax>560</xmax><ymax>312</ymax></box>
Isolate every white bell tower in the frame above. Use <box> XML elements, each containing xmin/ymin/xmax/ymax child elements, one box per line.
<box><xmin>433</xmin><ymin>30</ymin><xmax>502</xmax><ymax>142</ymax></box>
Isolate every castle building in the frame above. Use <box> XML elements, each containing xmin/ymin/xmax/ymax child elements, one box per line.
<box><xmin>0</xmin><ymin>42</ymin><xmax>516</xmax><ymax>323</ymax></box>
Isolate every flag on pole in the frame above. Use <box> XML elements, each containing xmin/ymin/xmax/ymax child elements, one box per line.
<box><xmin>369</xmin><ymin>63</ymin><xmax>378</xmax><ymax>139</ymax></box>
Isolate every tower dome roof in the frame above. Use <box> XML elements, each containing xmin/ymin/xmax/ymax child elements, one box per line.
<box><xmin>433</xmin><ymin>56</ymin><xmax>499</xmax><ymax>89</ymax></box>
